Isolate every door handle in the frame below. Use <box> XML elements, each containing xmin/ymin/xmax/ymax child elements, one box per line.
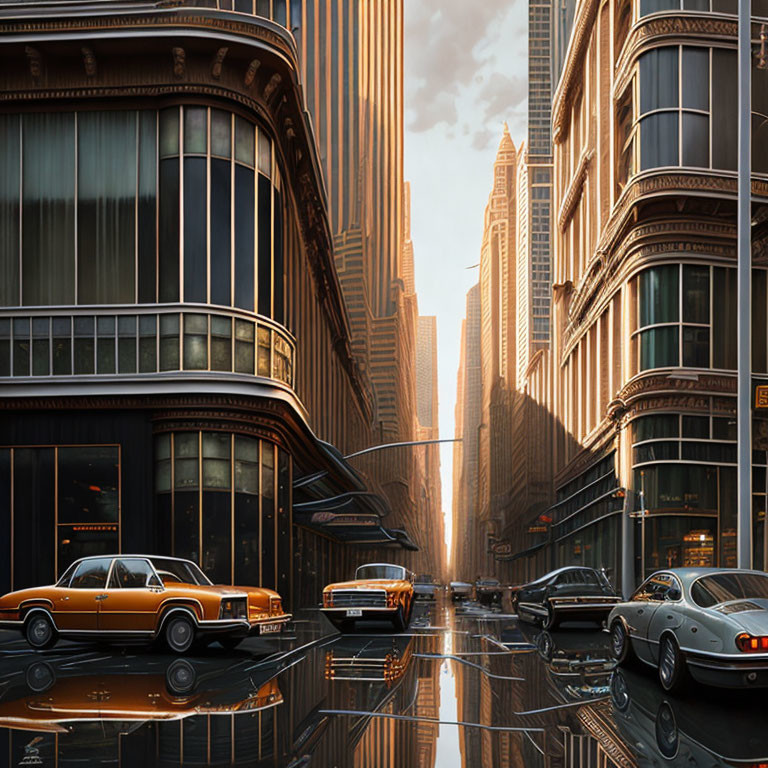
<box><xmin>95</xmin><ymin>594</ymin><xmax>109</xmax><ymax>601</ymax></box>
<box><xmin>59</xmin><ymin>596</ymin><xmax>69</xmax><ymax>601</ymax></box>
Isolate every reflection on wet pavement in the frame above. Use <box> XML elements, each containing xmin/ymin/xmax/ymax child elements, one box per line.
<box><xmin>1</xmin><ymin>599</ymin><xmax>768</xmax><ymax>766</ymax></box>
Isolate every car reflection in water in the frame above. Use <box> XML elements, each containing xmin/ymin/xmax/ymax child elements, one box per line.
<box><xmin>0</xmin><ymin>650</ymin><xmax>283</xmax><ymax>765</ymax></box>
<box><xmin>610</xmin><ymin>666</ymin><xmax>768</xmax><ymax>766</ymax></box>
<box><xmin>324</xmin><ymin>634</ymin><xmax>414</xmax><ymax>688</ymax></box>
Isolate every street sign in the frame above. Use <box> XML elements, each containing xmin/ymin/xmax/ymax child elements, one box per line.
<box><xmin>755</xmin><ymin>383</ymin><xmax>768</xmax><ymax>409</ymax></box>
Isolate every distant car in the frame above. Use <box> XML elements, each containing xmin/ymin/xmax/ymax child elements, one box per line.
<box><xmin>609</xmin><ymin>568</ymin><xmax>768</xmax><ymax>692</ymax></box>
<box><xmin>515</xmin><ymin>566</ymin><xmax>620</xmax><ymax>630</ymax></box>
<box><xmin>413</xmin><ymin>574</ymin><xmax>438</xmax><ymax>601</ymax></box>
<box><xmin>474</xmin><ymin>577</ymin><xmax>503</xmax><ymax>605</ymax></box>
<box><xmin>322</xmin><ymin>563</ymin><xmax>414</xmax><ymax>632</ymax></box>
<box><xmin>0</xmin><ymin>555</ymin><xmax>291</xmax><ymax>653</ymax></box>
<box><xmin>450</xmin><ymin>581</ymin><xmax>473</xmax><ymax>602</ymax></box>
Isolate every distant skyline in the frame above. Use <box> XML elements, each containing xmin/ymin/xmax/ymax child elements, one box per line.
<box><xmin>404</xmin><ymin>0</ymin><xmax>528</xmax><ymax>561</ymax></box>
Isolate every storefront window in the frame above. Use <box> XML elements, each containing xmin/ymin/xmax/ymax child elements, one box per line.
<box><xmin>156</xmin><ymin>432</ymin><xmax>289</xmax><ymax>589</ymax></box>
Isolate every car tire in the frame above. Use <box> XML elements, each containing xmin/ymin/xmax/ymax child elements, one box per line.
<box><xmin>25</xmin><ymin>661</ymin><xmax>55</xmax><ymax>693</ymax></box>
<box><xmin>610</xmin><ymin>619</ymin><xmax>636</xmax><ymax>665</ymax></box>
<box><xmin>166</xmin><ymin>658</ymin><xmax>197</xmax><ymax>695</ymax></box>
<box><xmin>542</xmin><ymin>603</ymin><xmax>559</xmax><ymax>631</ymax></box>
<box><xmin>163</xmin><ymin>613</ymin><xmax>196</xmax><ymax>654</ymax></box>
<box><xmin>610</xmin><ymin>671</ymin><xmax>631</xmax><ymax>713</ymax></box>
<box><xmin>655</xmin><ymin>701</ymin><xmax>679</xmax><ymax>759</ymax></box>
<box><xmin>24</xmin><ymin>612</ymin><xmax>57</xmax><ymax>651</ymax></box>
<box><xmin>658</xmin><ymin>634</ymin><xmax>688</xmax><ymax>693</ymax></box>
<box><xmin>391</xmin><ymin>606</ymin><xmax>407</xmax><ymax>632</ymax></box>
<box><xmin>536</xmin><ymin>631</ymin><xmax>554</xmax><ymax>662</ymax></box>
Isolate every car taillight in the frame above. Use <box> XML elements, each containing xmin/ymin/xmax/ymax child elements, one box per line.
<box><xmin>736</xmin><ymin>633</ymin><xmax>768</xmax><ymax>652</ymax></box>
<box><xmin>386</xmin><ymin>592</ymin><xmax>398</xmax><ymax>608</ymax></box>
<box><xmin>323</xmin><ymin>592</ymin><xmax>333</xmax><ymax>608</ymax></box>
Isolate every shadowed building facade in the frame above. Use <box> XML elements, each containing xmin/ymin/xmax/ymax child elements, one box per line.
<box><xmin>0</xmin><ymin>0</ymin><xmax>419</xmax><ymax>603</ymax></box>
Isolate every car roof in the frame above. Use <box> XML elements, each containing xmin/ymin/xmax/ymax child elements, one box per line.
<box><xmin>356</xmin><ymin>563</ymin><xmax>405</xmax><ymax>569</ymax></box>
<box><xmin>647</xmin><ymin>567</ymin><xmax>768</xmax><ymax>585</ymax></box>
<box><xmin>527</xmin><ymin>566</ymin><xmax>596</xmax><ymax>584</ymax></box>
<box><xmin>70</xmin><ymin>554</ymin><xmax>195</xmax><ymax>563</ymax></box>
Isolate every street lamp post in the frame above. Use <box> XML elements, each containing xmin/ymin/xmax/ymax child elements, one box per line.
<box><xmin>737</xmin><ymin>0</ymin><xmax>753</xmax><ymax>568</ymax></box>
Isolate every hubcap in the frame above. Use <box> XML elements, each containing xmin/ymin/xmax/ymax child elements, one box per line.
<box><xmin>611</xmin><ymin>623</ymin><xmax>625</xmax><ymax>658</ymax></box>
<box><xmin>660</xmin><ymin>639</ymin><xmax>676</xmax><ymax>685</ymax></box>
<box><xmin>169</xmin><ymin>619</ymin><xmax>191</xmax><ymax>649</ymax></box>
<box><xmin>168</xmin><ymin>661</ymin><xmax>195</xmax><ymax>691</ymax></box>
<box><xmin>29</xmin><ymin>617</ymin><xmax>51</xmax><ymax>646</ymax></box>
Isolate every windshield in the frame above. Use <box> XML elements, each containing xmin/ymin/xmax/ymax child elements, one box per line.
<box><xmin>691</xmin><ymin>572</ymin><xmax>768</xmax><ymax>608</ymax></box>
<box><xmin>355</xmin><ymin>564</ymin><xmax>405</xmax><ymax>581</ymax></box>
<box><xmin>149</xmin><ymin>557</ymin><xmax>212</xmax><ymax>586</ymax></box>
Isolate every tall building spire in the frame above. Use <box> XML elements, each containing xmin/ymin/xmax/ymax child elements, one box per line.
<box><xmin>496</xmin><ymin>123</ymin><xmax>516</xmax><ymax>162</ymax></box>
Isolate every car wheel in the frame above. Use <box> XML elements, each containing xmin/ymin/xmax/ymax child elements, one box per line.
<box><xmin>542</xmin><ymin>603</ymin><xmax>559</xmax><ymax>631</ymax></box>
<box><xmin>610</xmin><ymin>671</ymin><xmax>631</xmax><ymax>713</ymax></box>
<box><xmin>610</xmin><ymin>620</ymin><xmax>635</xmax><ymax>665</ymax></box>
<box><xmin>166</xmin><ymin>658</ymin><xmax>197</xmax><ymax>695</ymax></box>
<box><xmin>25</xmin><ymin>661</ymin><xmax>55</xmax><ymax>693</ymax></box>
<box><xmin>658</xmin><ymin>634</ymin><xmax>687</xmax><ymax>693</ymax></box>
<box><xmin>655</xmin><ymin>701</ymin><xmax>679</xmax><ymax>759</ymax></box>
<box><xmin>164</xmin><ymin>613</ymin><xmax>196</xmax><ymax>654</ymax></box>
<box><xmin>24</xmin><ymin>612</ymin><xmax>57</xmax><ymax>650</ymax></box>
<box><xmin>536</xmin><ymin>631</ymin><xmax>554</xmax><ymax>662</ymax></box>
<box><xmin>391</xmin><ymin>606</ymin><xmax>407</xmax><ymax>632</ymax></box>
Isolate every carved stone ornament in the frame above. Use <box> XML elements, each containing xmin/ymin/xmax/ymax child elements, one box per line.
<box><xmin>24</xmin><ymin>46</ymin><xmax>42</xmax><ymax>79</ymax></box>
<box><xmin>244</xmin><ymin>58</ymin><xmax>261</xmax><ymax>86</ymax></box>
<box><xmin>211</xmin><ymin>46</ymin><xmax>228</xmax><ymax>79</ymax></box>
<box><xmin>172</xmin><ymin>46</ymin><xmax>186</xmax><ymax>79</ymax></box>
<box><xmin>263</xmin><ymin>72</ymin><xmax>282</xmax><ymax>101</ymax></box>
<box><xmin>81</xmin><ymin>46</ymin><xmax>96</xmax><ymax>77</ymax></box>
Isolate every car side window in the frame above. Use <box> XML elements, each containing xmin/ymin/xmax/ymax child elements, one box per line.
<box><xmin>109</xmin><ymin>559</ymin><xmax>157</xmax><ymax>589</ymax></box>
<box><xmin>632</xmin><ymin>574</ymin><xmax>676</xmax><ymax>601</ymax></box>
<box><xmin>70</xmin><ymin>558</ymin><xmax>112</xmax><ymax>589</ymax></box>
<box><xmin>579</xmin><ymin>571</ymin><xmax>599</xmax><ymax>586</ymax></box>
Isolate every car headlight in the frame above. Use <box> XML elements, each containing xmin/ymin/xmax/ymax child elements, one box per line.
<box><xmin>323</xmin><ymin>592</ymin><xmax>333</xmax><ymax>608</ymax></box>
<box><xmin>219</xmin><ymin>598</ymin><xmax>247</xmax><ymax>619</ymax></box>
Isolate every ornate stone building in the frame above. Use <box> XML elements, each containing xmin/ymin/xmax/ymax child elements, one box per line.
<box><xmin>0</xmin><ymin>0</ymin><xmax>419</xmax><ymax>605</ymax></box>
<box><xmin>504</xmin><ymin>0</ymin><xmax>768</xmax><ymax>591</ymax></box>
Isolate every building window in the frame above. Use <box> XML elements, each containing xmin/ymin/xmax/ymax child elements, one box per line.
<box><xmin>0</xmin><ymin>108</ymin><xmax>285</xmax><ymax>324</ymax></box>
<box><xmin>0</xmin><ymin>445</ymin><xmax>120</xmax><ymax>592</ymax></box>
<box><xmin>631</xmin><ymin>263</ymin><xmax>752</xmax><ymax>372</ymax></box>
<box><xmin>618</xmin><ymin>46</ymin><xmax>760</xmax><ymax>179</ymax></box>
<box><xmin>155</xmin><ymin>432</ymin><xmax>290</xmax><ymax>590</ymax></box>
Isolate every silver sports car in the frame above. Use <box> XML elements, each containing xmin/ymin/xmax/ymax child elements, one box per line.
<box><xmin>608</xmin><ymin>568</ymin><xmax>768</xmax><ymax>692</ymax></box>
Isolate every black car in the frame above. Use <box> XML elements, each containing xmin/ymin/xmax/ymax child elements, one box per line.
<box><xmin>474</xmin><ymin>577</ymin><xmax>503</xmax><ymax>605</ymax></box>
<box><xmin>514</xmin><ymin>566</ymin><xmax>620</xmax><ymax>629</ymax></box>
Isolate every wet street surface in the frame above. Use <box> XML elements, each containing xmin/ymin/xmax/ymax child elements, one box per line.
<box><xmin>2</xmin><ymin>597</ymin><xmax>768</xmax><ymax>767</ymax></box>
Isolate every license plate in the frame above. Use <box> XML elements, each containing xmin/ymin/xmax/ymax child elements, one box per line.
<box><xmin>259</xmin><ymin>621</ymin><xmax>283</xmax><ymax>634</ymax></box>
<box><xmin>346</xmin><ymin>608</ymin><xmax>363</xmax><ymax>617</ymax></box>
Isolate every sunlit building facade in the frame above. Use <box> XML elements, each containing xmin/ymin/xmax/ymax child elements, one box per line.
<box><xmin>0</xmin><ymin>0</ymin><xmax>410</xmax><ymax>603</ymax></box>
<box><xmin>505</xmin><ymin>0</ymin><xmax>768</xmax><ymax>591</ymax></box>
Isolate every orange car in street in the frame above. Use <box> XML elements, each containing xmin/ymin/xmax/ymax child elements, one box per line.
<box><xmin>322</xmin><ymin>563</ymin><xmax>415</xmax><ymax>632</ymax></box>
<box><xmin>0</xmin><ymin>555</ymin><xmax>291</xmax><ymax>653</ymax></box>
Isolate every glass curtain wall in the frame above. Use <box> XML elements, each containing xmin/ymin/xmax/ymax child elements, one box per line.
<box><xmin>0</xmin><ymin>108</ymin><xmax>284</xmax><ymax>323</ymax></box>
<box><xmin>155</xmin><ymin>431</ymin><xmax>290</xmax><ymax>590</ymax></box>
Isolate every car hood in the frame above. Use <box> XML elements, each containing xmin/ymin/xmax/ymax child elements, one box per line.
<box><xmin>713</xmin><ymin>598</ymin><xmax>768</xmax><ymax>633</ymax></box>
<box><xmin>170</xmin><ymin>584</ymin><xmax>278</xmax><ymax>600</ymax></box>
<box><xmin>324</xmin><ymin>579</ymin><xmax>408</xmax><ymax>592</ymax></box>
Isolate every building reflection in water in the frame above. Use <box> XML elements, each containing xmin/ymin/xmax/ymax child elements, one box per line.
<box><xmin>3</xmin><ymin>605</ymin><xmax>768</xmax><ymax>767</ymax></box>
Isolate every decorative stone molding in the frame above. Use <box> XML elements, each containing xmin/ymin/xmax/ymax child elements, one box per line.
<box><xmin>171</xmin><ymin>46</ymin><xmax>186</xmax><ymax>78</ymax></box>
<box><xmin>211</xmin><ymin>45</ymin><xmax>228</xmax><ymax>79</ymax></box>
<box><xmin>558</xmin><ymin>149</ymin><xmax>594</xmax><ymax>232</ymax></box>
<box><xmin>81</xmin><ymin>46</ymin><xmax>96</xmax><ymax>77</ymax></box>
<box><xmin>244</xmin><ymin>58</ymin><xmax>260</xmax><ymax>86</ymax></box>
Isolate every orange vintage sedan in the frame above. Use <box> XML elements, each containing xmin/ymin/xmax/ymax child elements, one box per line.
<box><xmin>321</xmin><ymin>563</ymin><xmax>414</xmax><ymax>633</ymax></box>
<box><xmin>0</xmin><ymin>555</ymin><xmax>291</xmax><ymax>653</ymax></box>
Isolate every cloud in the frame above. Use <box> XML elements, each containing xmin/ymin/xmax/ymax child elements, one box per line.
<box><xmin>477</xmin><ymin>73</ymin><xmax>527</xmax><ymax>124</ymax></box>
<box><xmin>404</xmin><ymin>1</ymin><xmax>513</xmax><ymax>132</ymax></box>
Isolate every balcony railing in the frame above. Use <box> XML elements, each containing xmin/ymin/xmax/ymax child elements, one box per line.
<box><xmin>0</xmin><ymin>305</ymin><xmax>294</xmax><ymax>389</ymax></box>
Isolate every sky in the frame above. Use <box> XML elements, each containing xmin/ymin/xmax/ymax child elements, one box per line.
<box><xmin>403</xmin><ymin>1</ymin><xmax>529</xmax><ymax>565</ymax></box>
